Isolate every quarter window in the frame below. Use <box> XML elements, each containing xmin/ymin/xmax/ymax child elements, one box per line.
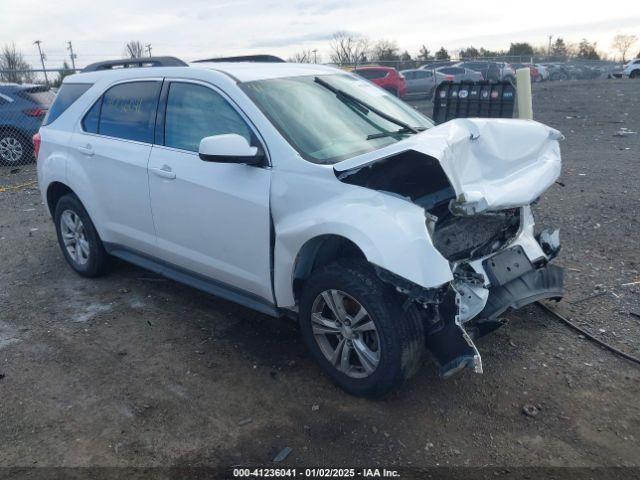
<box><xmin>164</xmin><ymin>82</ymin><xmax>252</xmax><ymax>152</ymax></box>
<box><xmin>95</xmin><ymin>81</ymin><xmax>161</xmax><ymax>143</ymax></box>
<box><xmin>43</xmin><ymin>83</ymin><xmax>92</xmax><ymax>126</ymax></box>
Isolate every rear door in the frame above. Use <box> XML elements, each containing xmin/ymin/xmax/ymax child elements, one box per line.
<box><xmin>147</xmin><ymin>80</ymin><xmax>273</xmax><ymax>302</ymax></box>
<box><xmin>68</xmin><ymin>80</ymin><xmax>161</xmax><ymax>254</ymax></box>
<box><xmin>414</xmin><ymin>70</ymin><xmax>435</xmax><ymax>95</ymax></box>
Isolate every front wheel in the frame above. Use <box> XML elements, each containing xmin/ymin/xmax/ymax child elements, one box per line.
<box><xmin>299</xmin><ymin>260</ymin><xmax>425</xmax><ymax>397</ymax></box>
<box><xmin>630</xmin><ymin>70</ymin><xmax>639</xmax><ymax>79</ymax></box>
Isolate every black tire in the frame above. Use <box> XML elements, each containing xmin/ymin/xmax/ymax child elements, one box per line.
<box><xmin>54</xmin><ymin>194</ymin><xmax>109</xmax><ymax>277</ymax></box>
<box><xmin>0</xmin><ymin>130</ymin><xmax>32</xmax><ymax>166</ymax></box>
<box><xmin>299</xmin><ymin>259</ymin><xmax>425</xmax><ymax>398</ymax></box>
<box><xmin>630</xmin><ymin>70</ymin><xmax>639</xmax><ymax>79</ymax></box>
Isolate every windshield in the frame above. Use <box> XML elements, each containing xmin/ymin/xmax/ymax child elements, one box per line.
<box><xmin>242</xmin><ymin>74</ymin><xmax>434</xmax><ymax>164</ymax></box>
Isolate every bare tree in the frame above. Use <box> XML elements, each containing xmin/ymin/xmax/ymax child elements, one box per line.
<box><xmin>371</xmin><ymin>39</ymin><xmax>400</xmax><ymax>62</ymax></box>
<box><xmin>611</xmin><ymin>34</ymin><xmax>638</xmax><ymax>62</ymax></box>
<box><xmin>329</xmin><ymin>31</ymin><xmax>370</xmax><ymax>66</ymax></box>
<box><xmin>0</xmin><ymin>43</ymin><xmax>35</xmax><ymax>83</ymax></box>
<box><xmin>288</xmin><ymin>49</ymin><xmax>321</xmax><ymax>63</ymax></box>
<box><xmin>124</xmin><ymin>40</ymin><xmax>145</xmax><ymax>58</ymax></box>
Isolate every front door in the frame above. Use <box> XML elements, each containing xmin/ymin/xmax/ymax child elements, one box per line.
<box><xmin>147</xmin><ymin>80</ymin><xmax>273</xmax><ymax>302</ymax></box>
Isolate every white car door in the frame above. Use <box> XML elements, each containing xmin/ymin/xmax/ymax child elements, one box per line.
<box><xmin>147</xmin><ymin>80</ymin><xmax>273</xmax><ymax>303</ymax></box>
<box><xmin>68</xmin><ymin>80</ymin><xmax>161</xmax><ymax>254</ymax></box>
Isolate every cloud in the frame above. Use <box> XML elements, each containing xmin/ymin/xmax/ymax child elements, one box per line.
<box><xmin>2</xmin><ymin>0</ymin><xmax>638</xmax><ymax>67</ymax></box>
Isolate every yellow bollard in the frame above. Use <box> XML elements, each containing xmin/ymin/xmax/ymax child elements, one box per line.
<box><xmin>516</xmin><ymin>68</ymin><xmax>533</xmax><ymax>120</ymax></box>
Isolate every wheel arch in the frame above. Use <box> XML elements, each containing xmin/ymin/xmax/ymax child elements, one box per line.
<box><xmin>46</xmin><ymin>181</ymin><xmax>76</xmax><ymax>217</ymax></box>
<box><xmin>292</xmin><ymin>234</ymin><xmax>367</xmax><ymax>303</ymax></box>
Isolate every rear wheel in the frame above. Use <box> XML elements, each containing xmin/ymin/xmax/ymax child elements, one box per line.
<box><xmin>630</xmin><ymin>70</ymin><xmax>639</xmax><ymax>79</ymax></box>
<box><xmin>385</xmin><ymin>87</ymin><xmax>399</xmax><ymax>97</ymax></box>
<box><xmin>54</xmin><ymin>194</ymin><xmax>109</xmax><ymax>277</ymax></box>
<box><xmin>0</xmin><ymin>132</ymin><xmax>30</xmax><ymax>166</ymax></box>
<box><xmin>299</xmin><ymin>259</ymin><xmax>425</xmax><ymax>397</ymax></box>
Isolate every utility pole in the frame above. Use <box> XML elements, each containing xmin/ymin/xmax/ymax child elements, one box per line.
<box><xmin>146</xmin><ymin>44</ymin><xmax>152</xmax><ymax>57</ymax></box>
<box><xmin>67</xmin><ymin>41</ymin><xmax>77</xmax><ymax>70</ymax></box>
<box><xmin>312</xmin><ymin>49</ymin><xmax>318</xmax><ymax>64</ymax></box>
<box><xmin>33</xmin><ymin>40</ymin><xmax>49</xmax><ymax>86</ymax></box>
<box><xmin>547</xmin><ymin>35</ymin><xmax>553</xmax><ymax>56</ymax></box>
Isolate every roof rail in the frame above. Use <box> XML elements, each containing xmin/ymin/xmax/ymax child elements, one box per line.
<box><xmin>82</xmin><ymin>56</ymin><xmax>188</xmax><ymax>72</ymax></box>
<box><xmin>193</xmin><ymin>55</ymin><xmax>285</xmax><ymax>63</ymax></box>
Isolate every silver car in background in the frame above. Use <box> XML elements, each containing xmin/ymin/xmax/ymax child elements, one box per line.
<box><xmin>435</xmin><ymin>66</ymin><xmax>483</xmax><ymax>82</ymax></box>
<box><xmin>400</xmin><ymin>69</ymin><xmax>437</xmax><ymax>98</ymax></box>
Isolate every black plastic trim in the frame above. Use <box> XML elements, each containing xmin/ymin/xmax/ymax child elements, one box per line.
<box><xmin>103</xmin><ymin>242</ymin><xmax>282</xmax><ymax>318</ymax></box>
<box><xmin>480</xmin><ymin>264</ymin><xmax>564</xmax><ymax>320</ymax></box>
<box><xmin>82</xmin><ymin>56</ymin><xmax>188</xmax><ymax>72</ymax></box>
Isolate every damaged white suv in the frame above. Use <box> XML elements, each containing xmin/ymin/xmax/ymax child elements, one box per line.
<box><xmin>36</xmin><ymin>57</ymin><xmax>564</xmax><ymax>397</ymax></box>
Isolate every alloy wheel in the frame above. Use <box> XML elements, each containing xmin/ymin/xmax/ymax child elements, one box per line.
<box><xmin>60</xmin><ymin>210</ymin><xmax>90</xmax><ymax>265</ymax></box>
<box><xmin>310</xmin><ymin>289</ymin><xmax>381</xmax><ymax>378</ymax></box>
<box><xmin>0</xmin><ymin>136</ymin><xmax>24</xmax><ymax>164</ymax></box>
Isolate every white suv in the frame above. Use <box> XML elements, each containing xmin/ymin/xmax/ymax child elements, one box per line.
<box><xmin>622</xmin><ymin>59</ymin><xmax>640</xmax><ymax>78</ymax></box>
<box><xmin>36</xmin><ymin>56</ymin><xmax>564</xmax><ymax>397</ymax></box>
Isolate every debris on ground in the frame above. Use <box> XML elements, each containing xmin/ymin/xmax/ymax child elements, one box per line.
<box><xmin>238</xmin><ymin>418</ymin><xmax>253</xmax><ymax>426</ymax></box>
<box><xmin>273</xmin><ymin>447</ymin><xmax>292</xmax><ymax>462</ymax></box>
<box><xmin>522</xmin><ymin>404</ymin><xmax>541</xmax><ymax>418</ymax></box>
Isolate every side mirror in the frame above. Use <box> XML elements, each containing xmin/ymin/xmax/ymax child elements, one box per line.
<box><xmin>198</xmin><ymin>134</ymin><xmax>263</xmax><ymax>165</ymax></box>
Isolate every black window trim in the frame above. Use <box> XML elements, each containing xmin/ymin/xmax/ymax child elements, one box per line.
<box><xmin>79</xmin><ymin>78</ymin><xmax>163</xmax><ymax>146</ymax></box>
<box><xmin>154</xmin><ymin>77</ymin><xmax>271</xmax><ymax>167</ymax></box>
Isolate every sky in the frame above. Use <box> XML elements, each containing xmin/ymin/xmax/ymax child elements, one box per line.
<box><xmin>1</xmin><ymin>0</ymin><xmax>639</xmax><ymax>68</ymax></box>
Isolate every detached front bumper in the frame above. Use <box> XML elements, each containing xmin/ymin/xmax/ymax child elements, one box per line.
<box><xmin>425</xmin><ymin>209</ymin><xmax>564</xmax><ymax>378</ymax></box>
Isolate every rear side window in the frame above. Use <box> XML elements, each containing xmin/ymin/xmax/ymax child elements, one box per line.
<box><xmin>356</xmin><ymin>69</ymin><xmax>388</xmax><ymax>80</ymax></box>
<box><xmin>43</xmin><ymin>83</ymin><xmax>92</xmax><ymax>126</ymax></box>
<box><xmin>95</xmin><ymin>81</ymin><xmax>161</xmax><ymax>143</ymax></box>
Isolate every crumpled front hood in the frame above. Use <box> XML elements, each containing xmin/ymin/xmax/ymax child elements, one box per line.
<box><xmin>334</xmin><ymin>118</ymin><xmax>563</xmax><ymax>214</ymax></box>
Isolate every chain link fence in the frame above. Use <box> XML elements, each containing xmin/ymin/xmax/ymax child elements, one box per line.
<box><xmin>0</xmin><ymin>68</ymin><xmax>75</xmax><ymax>166</ymax></box>
<box><xmin>335</xmin><ymin>57</ymin><xmax>623</xmax><ymax>80</ymax></box>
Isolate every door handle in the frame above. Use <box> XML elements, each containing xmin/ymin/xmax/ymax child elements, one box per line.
<box><xmin>151</xmin><ymin>165</ymin><xmax>176</xmax><ymax>180</ymax></box>
<box><xmin>76</xmin><ymin>144</ymin><xmax>94</xmax><ymax>156</ymax></box>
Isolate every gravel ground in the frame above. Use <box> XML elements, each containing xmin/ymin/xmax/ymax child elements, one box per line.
<box><xmin>0</xmin><ymin>79</ymin><xmax>639</xmax><ymax>470</ymax></box>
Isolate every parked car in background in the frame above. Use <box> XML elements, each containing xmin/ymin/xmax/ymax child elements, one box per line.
<box><xmin>535</xmin><ymin>64</ymin><xmax>550</xmax><ymax>81</ymax></box>
<box><xmin>435</xmin><ymin>66</ymin><xmax>483</xmax><ymax>83</ymax></box>
<box><xmin>455</xmin><ymin>61</ymin><xmax>502</xmax><ymax>82</ymax></box>
<box><xmin>622</xmin><ymin>59</ymin><xmax>640</xmax><ymax>78</ymax></box>
<box><xmin>419</xmin><ymin>61</ymin><xmax>456</xmax><ymax>70</ymax></box>
<box><xmin>400</xmin><ymin>69</ymin><xmax>437</xmax><ymax>98</ymax></box>
<box><xmin>0</xmin><ymin>83</ymin><xmax>54</xmax><ymax>165</ymax></box>
<box><xmin>543</xmin><ymin>64</ymin><xmax>571</xmax><ymax>81</ymax></box>
<box><xmin>352</xmin><ymin>66</ymin><xmax>406</xmax><ymax>97</ymax></box>
<box><xmin>494</xmin><ymin>62</ymin><xmax>516</xmax><ymax>82</ymax></box>
<box><xmin>512</xmin><ymin>63</ymin><xmax>542</xmax><ymax>82</ymax></box>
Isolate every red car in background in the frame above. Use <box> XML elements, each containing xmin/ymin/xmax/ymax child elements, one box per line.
<box><xmin>513</xmin><ymin>63</ymin><xmax>543</xmax><ymax>82</ymax></box>
<box><xmin>352</xmin><ymin>66</ymin><xmax>407</xmax><ymax>98</ymax></box>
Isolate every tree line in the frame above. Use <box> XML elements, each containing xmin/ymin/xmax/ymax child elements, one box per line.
<box><xmin>291</xmin><ymin>32</ymin><xmax>639</xmax><ymax>66</ymax></box>
<box><xmin>1</xmin><ymin>33</ymin><xmax>638</xmax><ymax>86</ymax></box>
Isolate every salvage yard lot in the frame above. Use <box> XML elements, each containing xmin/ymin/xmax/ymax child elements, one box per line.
<box><xmin>0</xmin><ymin>79</ymin><xmax>639</xmax><ymax>468</ymax></box>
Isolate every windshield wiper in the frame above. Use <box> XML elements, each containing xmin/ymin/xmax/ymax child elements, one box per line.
<box><xmin>314</xmin><ymin>76</ymin><xmax>419</xmax><ymax>135</ymax></box>
<box><xmin>367</xmin><ymin>126</ymin><xmax>427</xmax><ymax>140</ymax></box>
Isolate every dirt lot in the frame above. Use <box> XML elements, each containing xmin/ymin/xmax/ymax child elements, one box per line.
<box><xmin>1</xmin><ymin>79</ymin><xmax>639</xmax><ymax>471</ymax></box>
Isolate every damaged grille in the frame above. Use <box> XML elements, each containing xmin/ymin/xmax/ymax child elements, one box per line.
<box><xmin>431</xmin><ymin>208</ymin><xmax>521</xmax><ymax>261</ymax></box>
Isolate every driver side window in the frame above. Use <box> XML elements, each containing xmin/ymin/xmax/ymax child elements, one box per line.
<box><xmin>164</xmin><ymin>82</ymin><xmax>252</xmax><ymax>152</ymax></box>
